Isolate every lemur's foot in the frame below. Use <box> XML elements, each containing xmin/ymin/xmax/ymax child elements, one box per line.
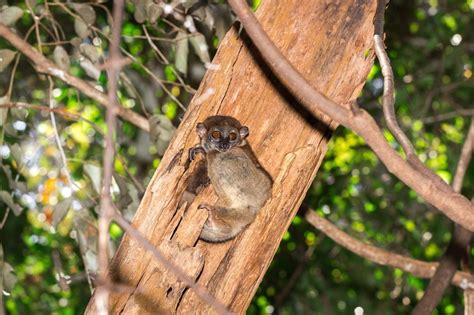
<box><xmin>198</xmin><ymin>203</ymin><xmax>217</xmax><ymax>227</ymax></box>
<box><xmin>198</xmin><ymin>203</ymin><xmax>212</xmax><ymax>211</ymax></box>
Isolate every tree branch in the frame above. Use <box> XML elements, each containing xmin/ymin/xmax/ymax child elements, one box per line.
<box><xmin>304</xmin><ymin>210</ymin><xmax>474</xmax><ymax>289</ymax></box>
<box><xmin>373</xmin><ymin>34</ymin><xmax>451</xmax><ymax>192</ymax></box>
<box><xmin>422</xmin><ymin>109</ymin><xmax>474</xmax><ymax>124</ymax></box>
<box><xmin>452</xmin><ymin>120</ymin><xmax>474</xmax><ymax>193</ymax></box>
<box><xmin>0</xmin><ymin>23</ymin><xmax>150</xmax><ymax>132</ymax></box>
<box><xmin>95</xmin><ymin>1</ymin><xmax>126</xmax><ymax>312</ymax></box>
<box><xmin>413</xmin><ymin>120</ymin><xmax>474</xmax><ymax>315</ymax></box>
<box><xmin>227</xmin><ymin>0</ymin><xmax>474</xmax><ymax>231</ymax></box>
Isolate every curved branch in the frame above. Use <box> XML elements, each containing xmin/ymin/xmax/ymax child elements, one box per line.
<box><xmin>452</xmin><ymin>120</ymin><xmax>474</xmax><ymax>193</ymax></box>
<box><xmin>227</xmin><ymin>0</ymin><xmax>474</xmax><ymax>231</ymax></box>
<box><xmin>373</xmin><ymin>34</ymin><xmax>451</xmax><ymax>192</ymax></box>
<box><xmin>413</xmin><ymin>120</ymin><xmax>474</xmax><ymax>315</ymax></box>
<box><xmin>373</xmin><ymin>35</ymin><xmax>413</xmax><ymax>155</ymax></box>
<box><xmin>0</xmin><ymin>23</ymin><xmax>150</xmax><ymax>132</ymax></box>
<box><xmin>305</xmin><ymin>210</ymin><xmax>474</xmax><ymax>289</ymax></box>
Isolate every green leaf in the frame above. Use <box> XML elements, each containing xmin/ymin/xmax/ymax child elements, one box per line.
<box><xmin>149</xmin><ymin>114</ymin><xmax>176</xmax><ymax>155</ymax></box>
<box><xmin>0</xmin><ymin>191</ymin><xmax>22</xmax><ymax>216</ymax></box>
<box><xmin>79</xmin><ymin>58</ymin><xmax>101</xmax><ymax>80</ymax></box>
<box><xmin>79</xmin><ymin>43</ymin><xmax>100</xmax><ymax>64</ymax></box>
<box><xmin>147</xmin><ymin>2</ymin><xmax>163</xmax><ymax>23</ymax></box>
<box><xmin>73</xmin><ymin>209</ymin><xmax>99</xmax><ymax>281</ymax></box>
<box><xmin>0</xmin><ymin>49</ymin><xmax>16</xmax><ymax>73</ymax></box>
<box><xmin>133</xmin><ymin>0</ymin><xmax>147</xmax><ymax>23</ymax></box>
<box><xmin>70</xmin><ymin>3</ymin><xmax>96</xmax><ymax>25</ymax></box>
<box><xmin>10</xmin><ymin>143</ymin><xmax>24</xmax><ymax>169</ymax></box>
<box><xmin>0</xmin><ymin>6</ymin><xmax>23</xmax><ymax>27</ymax></box>
<box><xmin>190</xmin><ymin>33</ymin><xmax>210</xmax><ymax>63</ymax></box>
<box><xmin>175</xmin><ymin>31</ymin><xmax>189</xmax><ymax>75</ymax></box>
<box><xmin>53</xmin><ymin>197</ymin><xmax>73</xmax><ymax>227</ymax></box>
<box><xmin>74</xmin><ymin>17</ymin><xmax>91</xmax><ymax>39</ymax></box>
<box><xmin>84</xmin><ymin>163</ymin><xmax>102</xmax><ymax>194</ymax></box>
<box><xmin>164</xmin><ymin>65</ymin><xmax>177</xmax><ymax>82</ymax></box>
<box><xmin>2</xmin><ymin>262</ymin><xmax>17</xmax><ymax>293</ymax></box>
<box><xmin>53</xmin><ymin>46</ymin><xmax>70</xmax><ymax>71</ymax></box>
<box><xmin>442</xmin><ymin>14</ymin><xmax>457</xmax><ymax>31</ymax></box>
<box><xmin>0</xmin><ymin>95</ymin><xmax>7</xmax><ymax>127</ymax></box>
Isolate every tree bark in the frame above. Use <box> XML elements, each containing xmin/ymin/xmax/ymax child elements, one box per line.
<box><xmin>86</xmin><ymin>0</ymin><xmax>378</xmax><ymax>313</ymax></box>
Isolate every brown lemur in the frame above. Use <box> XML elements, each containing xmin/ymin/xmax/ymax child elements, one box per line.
<box><xmin>188</xmin><ymin>115</ymin><xmax>272</xmax><ymax>243</ymax></box>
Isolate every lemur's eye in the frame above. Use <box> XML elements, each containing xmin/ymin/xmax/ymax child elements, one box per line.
<box><xmin>211</xmin><ymin>131</ymin><xmax>221</xmax><ymax>139</ymax></box>
<box><xmin>229</xmin><ymin>132</ymin><xmax>238</xmax><ymax>141</ymax></box>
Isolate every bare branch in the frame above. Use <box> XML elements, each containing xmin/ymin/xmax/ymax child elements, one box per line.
<box><xmin>304</xmin><ymin>210</ymin><xmax>474</xmax><ymax>289</ymax></box>
<box><xmin>452</xmin><ymin>120</ymin><xmax>474</xmax><ymax>193</ymax></box>
<box><xmin>373</xmin><ymin>35</ymin><xmax>413</xmax><ymax>155</ymax></box>
<box><xmin>48</xmin><ymin>77</ymin><xmax>73</xmax><ymax>187</ymax></box>
<box><xmin>422</xmin><ymin>109</ymin><xmax>474</xmax><ymax>124</ymax></box>
<box><xmin>0</xmin><ymin>23</ymin><xmax>150</xmax><ymax>132</ymax></box>
<box><xmin>0</xmin><ymin>208</ymin><xmax>9</xmax><ymax>230</ymax></box>
<box><xmin>96</xmin><ymin>1</ymin><xmax>126</xmax><ymax>313</ymax></box>
<box><xmin>227</xmin><ymin>0</ymin><xmax>474</xmax><ymax>231</ymax></box>
<box><xmin>413</xmin><ymin>120</ymin><xmax>474</xmax><ymax>315</ymax></box>
<box><xmin>373</xmin><ymin>34</ymin><xmax>450</xmax><ymax>192</ymax></box>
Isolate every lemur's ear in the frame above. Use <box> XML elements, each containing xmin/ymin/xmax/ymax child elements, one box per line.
<box><xmin>196</xmin><ymin>123</ymin><xmax>207</xmax><ymax>138</ymax></box>
<box><xmin>239</xmin><ymin>126</ymin><xmax>249</xmax><ymax>139</ymax></box>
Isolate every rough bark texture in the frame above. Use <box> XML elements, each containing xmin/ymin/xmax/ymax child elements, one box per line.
<box><xmin>86</xmin><ymin>0</ymin><xmax>377</xmax><ymax>313</ymax></box>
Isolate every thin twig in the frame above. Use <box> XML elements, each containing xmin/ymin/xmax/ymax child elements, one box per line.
<box><xmin>452</xmin><ymin>121</ymin><xmax>474</xmax><ymax>193</ymax></box>
<box><xmin>96</xmin><ymin>1</ymin><xmax>125</xmax><ymax>313</ymax></box>
<box><xmin>142</xmin><ymin>25</ymin><xmax>196</xmax><ymax>94</ymax></box>
<box><xmin>413</xmin><ymin>120</ymin><xmax>474</xmax><ymax>315</ymax></box>
<box><xmin>374</xmin><ymin>34</ymin><xmax>451</xmax><ymax>192</ymax></box>
<box><xmin>226</xmin><ymin>0</ymin><xmax>474</xmax><ymax>231</ymax></box>
<box><xmin>304</xmin><ymin>210</ymin><xmax>474</xmax><ymax>289</ymax></box>
<box><xmin>0</xmin><ymin>208</ymin><xmax>9</xmax><ymax>229</ymax></box>
<box><xmin>422</xmin><ymin>109</ymin><xmax>474</xmax><ymax>124</ymax></box>
<box><xmin>48</xmin><ymin>77</ymin><xmax>73</xmax><ymax>187</ymax></box>
<box><xmin>373</xmin><ymin>35</ymin><xmax>414</xmax><ymax>155</ymax></box>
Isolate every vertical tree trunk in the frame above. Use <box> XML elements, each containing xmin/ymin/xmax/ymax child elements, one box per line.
<box><xmin>86</xmin><ymin>0</ymin><xmax>378</xmax><ymax>313</ymax></box>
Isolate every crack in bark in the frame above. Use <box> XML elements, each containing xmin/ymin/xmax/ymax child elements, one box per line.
<box><xmin>215</xmin><ymin>39</ymin><xmax>245</xmax><ymax>114</ymax></box>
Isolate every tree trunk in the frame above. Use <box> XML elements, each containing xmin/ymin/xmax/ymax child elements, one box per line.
<box><xmin>86</xmin><ymin>0</ymin><xmax>378</xmax><ymax>313</ymax></box>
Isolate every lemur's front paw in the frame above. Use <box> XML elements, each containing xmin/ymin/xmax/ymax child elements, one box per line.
<box><xmin>189</xmin><ymin>146</ymin><xmax>205</xmax><ymax>161</ymax></box>
<box><xmin>198</xmin><ymin>203</ymin><xmax>216</xmax><ymax>226</ymax></box>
